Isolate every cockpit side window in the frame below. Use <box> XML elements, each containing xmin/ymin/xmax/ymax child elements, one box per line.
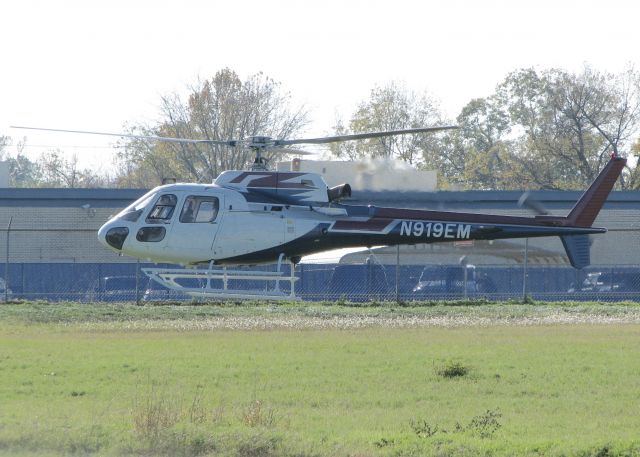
<box><xmin>180</xmin><ymin>196</ymin><xmax>219</xmax><ymax>223</ymax></box>
<box><xmin>146</xmin><ymin>194</ymin><xmax>177</xmax><ymax>224</ymax></box>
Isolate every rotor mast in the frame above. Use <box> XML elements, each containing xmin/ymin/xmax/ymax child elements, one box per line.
<box><xmin>248</xmin><ymin>136</ymin><xmax>272</xmax><ymax>171</ymax></box>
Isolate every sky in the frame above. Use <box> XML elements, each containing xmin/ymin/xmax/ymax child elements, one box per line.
<box><xmin>1</xmin><ymin>0</ymin><xmax>639</xmax><ymax>173</ymax></box>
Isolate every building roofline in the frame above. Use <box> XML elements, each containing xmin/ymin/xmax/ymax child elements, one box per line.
<box><xmin>0</xmin><ymin>187</ymin><xmax>638</xmax><ymax>208</ymax></box>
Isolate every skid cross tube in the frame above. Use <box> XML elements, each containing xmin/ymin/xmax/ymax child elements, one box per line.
<box><xmin>143</xmin><ymin>256</ymin><xmax>299</xmax><ymax>301</ymax></box>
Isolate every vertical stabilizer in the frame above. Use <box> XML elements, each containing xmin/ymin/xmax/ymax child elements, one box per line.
<box><xmin>566</xmin><ymin>156</ymin><xmax>626</xmax><ymax>227</ymax></box>
<box><xmin>558</xmin><ymin>155</ymin><xmax>626</xmax><ymax>269</ymax></box>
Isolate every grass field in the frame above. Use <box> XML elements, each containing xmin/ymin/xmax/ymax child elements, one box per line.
<box><xmin>1</xmin><ymin>301</ymin><xmax>640</xmax><ymax>456</ymax></box>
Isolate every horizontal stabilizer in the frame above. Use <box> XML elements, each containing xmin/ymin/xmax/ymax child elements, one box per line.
<box><xmin>561</xmin><ymin>235</ymin><xmax>591</xmax><ymax>269</ymax></box>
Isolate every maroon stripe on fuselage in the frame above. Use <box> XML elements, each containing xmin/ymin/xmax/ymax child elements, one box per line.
<box><xmin>229</xmin><ymin>172</ymin><xmax>277</xmax><ymax>185</ymax></box>
<box><xmin>332</xmin><ymin>218</ymin><xmax>393</xmax><ymax>232</ymax></box>
<box><xmin>229</xmin><ymin>172</ymin><xmax>310</xmax><ymax>189</ymax></box>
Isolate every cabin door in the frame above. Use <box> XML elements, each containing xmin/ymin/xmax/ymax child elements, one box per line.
<box><xmin>165</xmin><ymin>194</ymin><xmax>224</xmax><ymax>261</ymax></box>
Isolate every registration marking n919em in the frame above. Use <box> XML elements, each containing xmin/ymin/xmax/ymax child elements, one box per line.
<box><xmin>399</xmin><ymin>221</ymin><xmax>471</xmax><ymax>239</ymax></box>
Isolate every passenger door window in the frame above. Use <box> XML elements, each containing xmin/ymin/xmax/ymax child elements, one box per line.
<box><xmin>180</xmin><ymin>196</ymin><xmax>219</xmax><ymax>223</ymax></box>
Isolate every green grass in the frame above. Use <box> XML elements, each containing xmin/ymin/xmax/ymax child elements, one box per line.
<box><xmin>1</xmin><ymin>302</ymin><xmax>640</xmax><ymax>456</ymax></box>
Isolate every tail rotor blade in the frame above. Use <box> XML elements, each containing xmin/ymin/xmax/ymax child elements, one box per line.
<box><xmin>518</xmin><ymin>191</ymin><xmax>549</xmax><ymax>215</ymax></box>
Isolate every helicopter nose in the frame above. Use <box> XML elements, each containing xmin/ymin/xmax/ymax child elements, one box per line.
<box><xmin>99</xmin><ymin>225</ymin><xmax>129</xmax><ymax>250</ymax></box>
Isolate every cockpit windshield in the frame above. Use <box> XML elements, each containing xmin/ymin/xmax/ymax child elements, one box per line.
<box><xmin>115</xmin><ymin>190</ymin><xmax>158</xmax><ymax>222</ymax></box>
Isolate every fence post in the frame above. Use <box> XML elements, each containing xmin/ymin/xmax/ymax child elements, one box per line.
<box><xmin>522</xmin><ymin>238</ymin><xmax>529</xmax><ymax>300</ymax></box>
<box><xmin>395</xmin><ymin>245</ymin><xmax>400</xmax><ymax>303</ymax></box>
<box><xmin>298</xmin><ymin>263</ymin><xmax>304</xmax><ymax>297</ymax></box>
<box><xmin>366</xmin><ymin>256</ymin><xmax>373</xmax><ymax>297</ymax></box>
<box><xmin>4</xmin><ymin>216</ymin><xmax>12</xmax><ymax>302</ymax></box>
<box><xmin>460</xmin><ymin>255</ymin><xmax>469</xmax><ymax>300</ymax></box>
<box><xmin>135</xmin><ymin>258</ymin><xmax>140</xmax><ymax>305</ymax></box>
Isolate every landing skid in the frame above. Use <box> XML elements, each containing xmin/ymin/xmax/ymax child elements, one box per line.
<box><xmin>142</xmin><ymin>254</ymin><xmax>300</xmax><ymax>301</ymax></box>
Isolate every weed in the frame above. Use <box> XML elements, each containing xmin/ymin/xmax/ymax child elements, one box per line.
<box><xmin>187</xmin><ymin>384</ymin><xmax>207</xmax><ymax>425</ymax></box>
<box><xmin>410</xmin><ymin>419</ymin><xmax>439</xmax><ymax>438</ymax></box>
<box><xmin>335</xmin><ymin>295</ymin><xmax>348</xmax><ymax>306</ymax></box>
<box><xmin>436</xmin><ymin>360</ymin><xmax>470</xmax><ymax>378</ymax></box>
<box><xmin>374</xmin><ymin>437</ymin><xmax>396</xmax><ymax>448</ymax></box>
<box><xmin>467</xmin><ymin>409</ymin><xmax>502</xmax><ymax>438</ymax></box>
<box><xmin>409</xmin><ymin>409</ymin><xmax>502</xmax><ymax>440</ymax></box>
<box><xmin>128</xmin><ymin>427</ymin><xmax>217</xmax><ymax>457</ymax></box>
<box><xmin>132</xmin><ymin>384</ymin><xmax>181</xmax><ymax>442</ymax></box>
<box><xmin>577</xmin><ymin>445</ymin><xmax>614</xmax><ymax>457</ymax></box>
<box><xmin>62</xmin><ymin>425</ymin><xmax>110</xmax><ymax>455</ymax></box>
<box><xmin>242</xmin><ymin>399</ymin><xmax>277</xmax><ymax>428</ymax></box>
<box><xmin>235</xmin><ymin>432</ymin><xmax>281</xmax><ymax>457</ymax></box>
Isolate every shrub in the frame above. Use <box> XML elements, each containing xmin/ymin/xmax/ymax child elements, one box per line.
<box><xmin>436</xmin><ymin>360</ymin><xmax>470</xmax><ymax>378</ymax></box>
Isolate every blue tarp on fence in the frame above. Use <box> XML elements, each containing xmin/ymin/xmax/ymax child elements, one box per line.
<box><xmin>1</xmin><ymin>262</ymin><xmax>639</xmax><ymax>302</ymax></box>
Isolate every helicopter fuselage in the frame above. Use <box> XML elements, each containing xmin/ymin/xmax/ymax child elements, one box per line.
<box><xmin>97</xmin><ymin>167</ymin><xmax>609</xmax><ymax>267</ymax></box>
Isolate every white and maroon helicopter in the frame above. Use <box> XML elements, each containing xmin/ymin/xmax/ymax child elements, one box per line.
<box><xmin>12</xmin><ymin>125</ymin><xmax>626</xmax><ymax>299</ymax></box>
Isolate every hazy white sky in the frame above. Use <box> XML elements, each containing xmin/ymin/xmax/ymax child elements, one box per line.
<box><xmin>1</xmin><ymin>0</ymin><xmax>638</xmax><ymax>172</ymax></box>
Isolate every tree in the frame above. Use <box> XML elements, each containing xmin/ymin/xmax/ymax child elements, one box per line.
<box><xmin>115</xmin><ymin>69</ymin><xmax>310</xmax><ymax>186</ymax></box>
<box><xmin>0</xmin><ymin>135</ymin><xmax>9</xmax><ymax>154</ymax></box>
<box><xmin>627</xmin><ymin>138</ymin><xmax>640</xmax><ymax>189</ymax></box>
<box><xmin>329</xmin><ymin>82</ymin><xmax>445</xmax><ymax>167</ymax></box>
<box><xmin>454</xmin><ymin>96</ymin><xmax>524</xmax><ymax>189</ymax></box>
<box><xmin>36</xmin><ymin>150</ymin><xmax>107</xmax><ymax>188</ymax></box>
<box><xmin>458</xmin><ymin>66</ymin><xmax>640</xmax><ymax>190</ymax></box>
<box><xmin>0</xmin><ymin>136</ymin><xmax>40</xmax><ymax>187</ymax></box>
<box><xmin>496</xmin><ymin>68</ymin><xmax>602</xmax><ymax>189</ymax></box>
<box><xmin>577</xmin><ymin>66</ymin><xmax>640</xmax><ymax>188</ymax></box>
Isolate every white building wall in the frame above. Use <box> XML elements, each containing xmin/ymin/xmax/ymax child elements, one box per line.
<box><xmin>0</xmin><ymin>207</ymin><xmax>131</xmax><ymax>263</ymax></box>
<box><xmin>277</xmin><ymin>159</ymin><xmax>437</xmax><ymax>192</ymax></box>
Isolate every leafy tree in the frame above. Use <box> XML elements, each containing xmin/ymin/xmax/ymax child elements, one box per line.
<box><xmin>115</xmin><ymin>69</ymin><xmax>309</xmax><ymax>187</ymax></box>
<box><xmin>0</xmin><ymin>136</ymin><xmax>40</xmax><ymax>187</ymax></box>
<box><xmin>454</xmin><ymin>96</ymin><xmax>524</xmax><ymax>189</ymax></box>
<box><xmin>627</xmin><ymin>138</ymin><xmax>640</xmax><ymax>188</ymax></box>
<box><xmin>459</xmin><ymin>66</ymin><xmax>640</xmax><ymax>190</ymax></box>
<box><xmin>1</xmin><ymin>135</ymin><xmax>114</xmax><ymax>188</ymax></box>
<box><xmin>36</xmin><ymin>150</ymin><xmax>107</xmax><ymax>188</ymax></box>
<box><xmin>0</xmin><ymin>135</ymin><xmax>8</xmax><ymax>154</ymax></box>
<box><xmin>329</xmin><ymin>82</ymin><xmax>445</xmax><ymax>167</ymax></box>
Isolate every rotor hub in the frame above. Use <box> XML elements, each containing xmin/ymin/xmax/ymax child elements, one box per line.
<box><xmin>248</xmin><ymin>136</ymin><xmax>273</xmax><ymax>148</ymax></box>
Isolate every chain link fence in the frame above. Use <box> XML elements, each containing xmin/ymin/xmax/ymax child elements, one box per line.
<box><xmin>2</xmin><ymin>187</ymin><xmax>639</xmax><ymax>303</ymax></box>
<box><xmin>1</xmin><ymin>260</ymin><xmax>640</xmax><ymax>303</ymax></box>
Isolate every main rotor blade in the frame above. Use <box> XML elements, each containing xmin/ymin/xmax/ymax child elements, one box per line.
<box><xmin>10</xmin><ymin>126</ymin><xmax>237</xmax><ymax>146</ymax></box>
<box><xmin>274</xmin><ymin>125</ymin><xmax>458</xmax><ymax>146</ymax></box>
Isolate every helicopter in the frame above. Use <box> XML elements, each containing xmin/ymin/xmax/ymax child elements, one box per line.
<box><xmin>11</xmin><ymin>125</ymin><xmax>626</xmax><ymax>299</ymax></box>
